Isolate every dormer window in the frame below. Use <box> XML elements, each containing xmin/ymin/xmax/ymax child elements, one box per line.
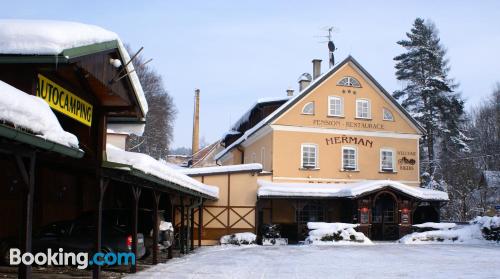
<box><xmin>302</xmin><ymin>102</ymin><xmax>315</xmax><ymax>115</ymax></box>
<box><xmin>337</xmin><ymin>76</ymin><xmax>361</xmax><ymax>88</ymax></box>
<box><xmin>383</xmin><ymin>108</ymin><xmax>394</xmax><ymax>121</ymax></box>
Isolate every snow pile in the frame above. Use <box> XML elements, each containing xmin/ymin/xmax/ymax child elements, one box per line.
<box><xmin>0</xmin><ymin>19</ymin><xmax>147</xmax><ymax>116</ymax></box>
<box><xmin>180</xmin><ymin>163</ymin><xmax>262</xmax><ymax>176</ymax></box>
<box><xmin>0</xmin><ymin>80</ymin><xmax>79</xmax><ymax>148</ymax></box>
<box><xmin>257</xmin><ymin>180</ymin><xmax>449</xmax><ymax>201</ymax></box>
<box><xmin>106</xmin><ymin>144</ymin><xmax>218</xmax><ymax>198</ymax></box>
<box><xmin>305</xmin><ymin>222</ymin><xmax>372</xmax><ymax>245</ymax></box>
<box><xmin>401</xmin><ymin>217</ymin><xmax>500</xmax><ymax>244</ymax></box>
<box><xmin>471</xmin><ymin>216</ymin><xmax>500</xmax><ymax>242</ymax></box>
<box><xmin>220</xmin><ymin>232</ymin><xmax>256</xmax><ymax>245</ymax></box>
<box><xmin>413</xmin><ymin>222</ymin><xmax>456</xmax><ymax>230</ymax></box>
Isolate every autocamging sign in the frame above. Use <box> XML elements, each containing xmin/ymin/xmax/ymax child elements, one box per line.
<box><xmin>36</xmin><ymin>74</ymin><xmax>93</xmax><ymax>126</ymax></box>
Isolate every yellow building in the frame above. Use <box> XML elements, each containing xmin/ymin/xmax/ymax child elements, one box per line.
<box><xmin>184</xmin><ymin>56</ymin><xmax>448</xmax><ymax>243</ymax></box>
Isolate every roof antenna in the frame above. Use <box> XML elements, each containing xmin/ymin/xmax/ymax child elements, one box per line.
<box><xmin>317</xmin><ymin>26</ymin><xmax>338</xmax><ymax>68</ymax></box>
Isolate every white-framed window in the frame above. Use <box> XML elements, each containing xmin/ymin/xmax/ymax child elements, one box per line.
<box><xmin>301</xmin><ymin>144</ymin><xmax>318</xmax><ymax>169</ymax></box>
<box><xmin>356</xmin><ymin>99</ymin><xmax>371</xmax><ymax>119</ymax></box>
<box><xmin>342</xmin><ymin>146</ymin><xmax>357</xmax><ymax>171</ymax></box>
<box><xmin>380</xmin><ymin>149</ymin><xmax>395</xmax><ymax>172</ymax></box>
<box><xmin>328</xmin><ymin>96</ymin><xmax>343</xmax><ymax>117</ymax></box>
<box><xmin>261</xmin><ymin>147</ymin><xmax>266</xmax><ymax>169</ymax></box>
<box><xmin>337</xmin><ymin>76</ymin><xmax>361</xmax><ymax>88</ymax></box>
<box><xmin>302</xmin><ymin>102</ymin><xmax>315</xmax><ymax>115</ymax></box>
<box><xmin>383</xmin><ymin>108</ymin><xmax>394</xmax><ymax>121</ymax></box>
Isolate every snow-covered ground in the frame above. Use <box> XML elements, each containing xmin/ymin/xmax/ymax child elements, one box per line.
<box><xmin>127</xmin><ymin>244</ymin><xmax>500</xmax><ymax>279</ymax></box>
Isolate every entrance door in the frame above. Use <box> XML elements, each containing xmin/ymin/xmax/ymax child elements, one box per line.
<box><xmin>296</xmin><ymin>201</ymin><xmax>325</xmax><ymax>241</ymax></box>
<box><xmin>371</xmin><ymin>193</ymin><xmax>399</xmax><ymax>240</ymax></box>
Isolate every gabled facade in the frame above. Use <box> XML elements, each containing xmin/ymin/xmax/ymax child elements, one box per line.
<box><xmin>216</xmin><ymin>56</ymin><xmax>423</xmax><ymax>186</ymax></box>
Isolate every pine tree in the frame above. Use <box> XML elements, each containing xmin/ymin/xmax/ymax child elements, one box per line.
<box><xmin>393</xmin><ymin>18</ymin><xmax>468</xmax><ymax>181</ymax></box>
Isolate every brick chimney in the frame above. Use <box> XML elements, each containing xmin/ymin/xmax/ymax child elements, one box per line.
<box><xmin>192</xmin><ymin>89</ymin><xmax>200</xmax><ymax>155</ymax></box>
<box><xmin>286</xmin><ymin>88</ymin><xmax>294</xmax><ymax>96</ymax></box>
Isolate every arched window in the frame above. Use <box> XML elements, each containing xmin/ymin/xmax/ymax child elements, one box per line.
<box><xmin>383</xmin><ymin>108</ymin><xmax>394</xmax><ymax>121</ymax></box>
<box><xmin>337</xmin><ymin>76</ymin><xmax>361</xmax><ymax>88</ymax></box>
<box><xmin>302</xmin><ymin>102</ymin><xmax>315</xmax><ymax>115</ymax></box>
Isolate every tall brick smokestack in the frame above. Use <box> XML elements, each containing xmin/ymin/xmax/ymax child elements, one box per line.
<box><xmin>192</xmin><ymin>89</ymin><xmax>200</xmax><ymax>156</ymax></box>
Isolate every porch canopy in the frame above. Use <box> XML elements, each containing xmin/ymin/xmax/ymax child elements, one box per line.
<box><xmin>257</xmin><ymin>180</ymin><xmax>448</xmax><ymax>201</ymax></box>
<box><xmin>103</xmin><ymin>144</ymin><xmax>219</xmax><ymax>200</ymax></box>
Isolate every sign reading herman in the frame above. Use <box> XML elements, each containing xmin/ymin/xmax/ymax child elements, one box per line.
<box><xmin>36</xmin><ymin>74</ymin><xmax>93</xmax><ymax>126</ymax></box>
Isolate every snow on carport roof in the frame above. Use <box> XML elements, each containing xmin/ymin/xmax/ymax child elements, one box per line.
<box><xmin>257</xmin><ymin>180</ymin><xmax>449</xmax><ymax>201</ymax></box>
<box><xmin>105</xmin><ymin>144</ymin><xmax>219</xmax><ymax>199</ymax></box>
<box><xmin>0</xmin><ymin>19</ymin><xmax>148</xmax><ymax>116</ymax></box>
<box><xmin>0</xmin><ymin>80</ymin><xmax>79</xmax><ymax>149</ymax></box>
<box><xmin>179</xmin><ymin>163</ymin><xmax>263</xmax><ymax>176</ymax></box>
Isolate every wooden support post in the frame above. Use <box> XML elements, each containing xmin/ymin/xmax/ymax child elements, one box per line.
<box><xmin>93</xmin><ymin>178</ymin><xmax>109</xmax><ymax>279</ymax></box>
<box><xmin>179</xmin><ymin>196</ymin><xmax>185</xmax><ymax>254</ymax></box>
<box><xmin>16</xmin><ymin>152</ymin><xmax>35</xmax><ymax>279</ymax></box>
<box><xmin>152</xmin><ymin>191</ymin><xmax>161</xmax><ymax>265</ymax></box>
<box><xmin>255</xmin><ymin>199</ymin><xmax>263</xmax><ymax>245</ymax></box>
<box><xmin>167</xmin><ymin>195</ymin><xmax>174</xmax><ymax>259</ymax></box>
<box><xmin>130</xmin><ymin>186</ymin><xmax>141</xmax><ymax>273</ymax></box>
<box><xmin>198</xmin><ymin>200</ymin><xmax>203</xmax><ymax>247</ymax></box>
<box><xmin>190</xmin><ymin>205</ymin><xmax>195</xmax><ymax>251</ymax></box>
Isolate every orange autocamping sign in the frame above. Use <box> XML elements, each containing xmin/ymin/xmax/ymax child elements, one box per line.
<box><xmin>36</xmin><ymin>74</ymin><xmax>93</xmax><ymax>126</ymax></box>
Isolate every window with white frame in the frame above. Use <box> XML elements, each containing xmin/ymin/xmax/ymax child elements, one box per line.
<box><xmin>302</xmin><ymin>102</ymin><xmax>315</xmax><ymax>115</ymax></box>
<box><xmin>380</xmin><ymin>149</ymin><xmax>394</xmax><ymax>172</ymax></box>
<box><xmin>301</xmin><ymin>144</ymin><xmax>318</xmax><ymax>169</ymax></box>
<box><xmin>342</xmin><ymin>147</ymin><xmax>357</xmax><ymax>171</ymax></box>
<box><xmin>328</xmin><ymin>96</ymin><xmax>343</xmax><ymax>117</ymax></box>
<box><xmin>337</xmin><ymin>76</ymin><xmax>361</xmax><ymax>88</ymax></box>
<box><xmin>356</xmin><ymin>99</ymin><xmax>371</xmax><ymax>119</ymax></box>
<box><xmin>383</xmin><ymin>108</ymin><xmax>394</xmax><ymax>121</ymax></box>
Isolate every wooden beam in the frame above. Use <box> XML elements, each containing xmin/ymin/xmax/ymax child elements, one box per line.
<box><xmin>92</xmin><ymin>177</ymin><xmax>109</xmax><ymax>279</ymax></box>
<box><xmin>190</xmin><ymin>205</ymin><xmax>195</xmax><ymax>251</ymax></box>
<box><xmin>16</xmin><ymin>151</ymin><xmax>35</xmax><ymax>279</ymax></box>
<box><xmin>179</xmin><ymin>196</ymin><xmax>185</xmax><ymax>254</ymax></box>
<box><xmin>152</xmin><ymin>191</ymin><xmax>161</xmax><ymax>265</ymax></box>
<box><xmin>167</xmin><ymin>194</ymin><xmax>174</xmax><ymax>259</ymax></box>
<box><xmin>130</xmin><ymin>186</ymin><xmax>141</xmax><ymax>273</ymax></box>
<box><xmin>198</xmin><ymin>200</ymin><xmax>203</xmax><ymax>247</ymax></box>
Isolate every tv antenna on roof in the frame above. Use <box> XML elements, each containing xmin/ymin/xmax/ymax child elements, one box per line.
<box><xmin>316</xmin><ymin>26</ymin><xmax>339</xmax><ymax>68</ymax></box>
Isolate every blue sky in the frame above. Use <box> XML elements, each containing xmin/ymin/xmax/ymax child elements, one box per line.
<box><xmin>2</xmin><ymin>0</ymin><xmax>500</xmax><ymax>148</ymax></box>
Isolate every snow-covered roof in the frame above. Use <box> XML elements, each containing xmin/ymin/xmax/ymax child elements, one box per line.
<box><xmin>180</xmin><ymin>163</ymin><xmax>263</xmax><ymax>176</ymax></box>
<box><xmin>413</xmin><ymin>222</ymin><xmax>456</xmax><ymax>230</ymax></box>
<box><xmin>0</xmin><ymin>80</ymin><xmax>79</xmax><ymax>148</ymax></box>
<box><xmin>215</xmin><ymin>56</ymin><xmax>425</xmax><ymax>161</ymax></box>
<box><xmin>481</xmin><ymin>171</ymin><xmax>500</xmax><ymax>188</ymax></box>
<box><xmin>225</xmin><ymin>96</ymin><xmax>291</xmax><ymax>136</ymax></box>
<box><xmin>257</xmin><ymin>180</ymin><xmax>449</xmax><ymax>201</ymax></box>
<box><xmin>0</xmin><ymin>19</ymin><xmax>148</xmax><ymax>116</ymax></box>
<box><xmin>105</xmin><ymin>144</ymin><xmax>218</xmax><ymax>199</ymax></box>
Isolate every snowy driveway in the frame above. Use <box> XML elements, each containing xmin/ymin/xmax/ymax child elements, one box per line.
<box><xmin>127</xmin><ymin>244</ymin><xmax>500</xmax><ymax>279</ymax></box>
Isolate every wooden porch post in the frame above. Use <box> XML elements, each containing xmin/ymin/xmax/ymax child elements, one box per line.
<box><xmin>179</xmin><ymin>196</ymin><xmax>185</xmax><ymax>254</ymax></box>
<box><xmin>190</xmin><ymin>205</ymin><xmax>195</xmax><ymax>251</ymax></box>
<box><xmin>167</xmin><ymin>195</ymin><xmax>174</xmax><ymax>259</ymax></box>
<box><xmin>92</xmin><ymin>178</ymin><xmax>109</xmax><ymax>279</ymax></box>
<box><xmin>130</xmin><ymin>186</ymin><xmax>141</xmax><ymax>273</ymax></box>
<box><xmin>16</xmin><ymin>152</ymin><xmax>35</xmax><ymax>279</ymax></box>
<box><xmin>198</xmin><ymin>199</ymin><xmax>203</xmax><ymax>247</ymax></box>
<box><xmin>152</xmin><ymin>191</ymin><xmax>161</xmax><ymax>265</ymax></box>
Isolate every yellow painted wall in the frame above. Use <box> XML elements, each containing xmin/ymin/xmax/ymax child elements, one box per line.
<box><xmin>272</xmin><ymin>130</ymin><xmax>419</xmax><ymax>185</ymax></box>
<box><xmin>243</xmin><ymin>132</ymin><xmax>273</xmax><ymax>171</ymax></box>
<box><xmin>274</xmin><ymin>62</ymin><xmax>420</xmax><ymax>135</ymax></box>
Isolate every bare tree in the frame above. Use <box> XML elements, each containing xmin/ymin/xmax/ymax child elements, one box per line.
<box><xmin>126</xmin><ymin>46</ymin><xmax>177</xmax><ymax>160</ymax></box>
